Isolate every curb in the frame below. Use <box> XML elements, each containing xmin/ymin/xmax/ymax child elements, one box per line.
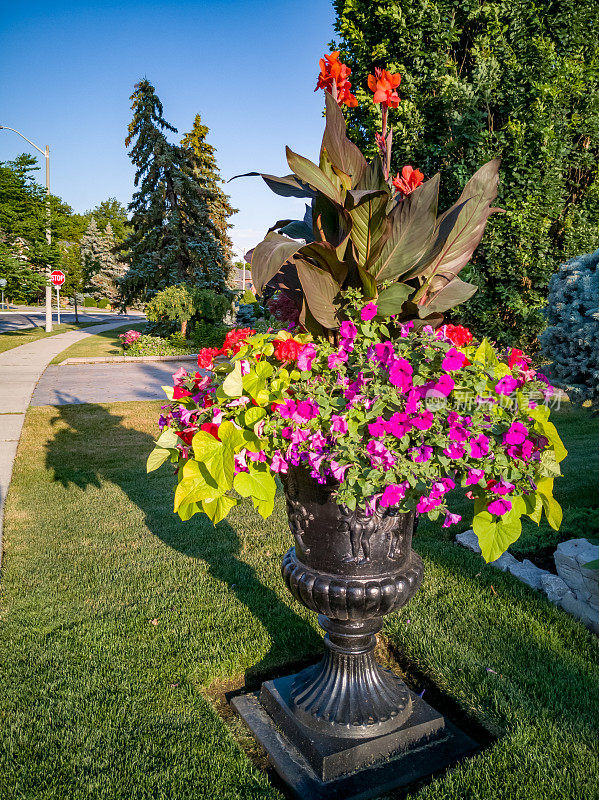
<box><xmin>60</xmin><ymin>353</ymin><xmax>199</xmax><ymax>365</ymax></box>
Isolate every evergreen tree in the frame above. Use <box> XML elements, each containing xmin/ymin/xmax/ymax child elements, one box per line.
<box><xmin>121</xmin><ymin>79</ymin><xmax>226</xmax><ymax>303</ymax></box>
<box><xmin>80</xmin><ymin>218</ymin><xmax>127</xmax><ymax>303</ymax></box>
<box><xmin>84</xmin><ymin>198</ymin><xmax>130</xmax><ymax>242</ymax></box>
<box><xmin>181</xmin><ymin>114</ymin><xmax>237</xmax><ymax>274</ymax></box>
<box><xmin>333</xmin><ymin>0</ymin><xmax>599</xmax><ymax>347</ymax></box>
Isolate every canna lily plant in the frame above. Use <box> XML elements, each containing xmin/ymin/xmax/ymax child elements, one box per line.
<box><xmin>235</xmin><ymin>54</ymin><xmax>501</xmax><ymax>338</ymax></box>
<box><xmin>147</xmin><ymin>54</ymin><xmax>566</xmax><ymax>564</ymax></box>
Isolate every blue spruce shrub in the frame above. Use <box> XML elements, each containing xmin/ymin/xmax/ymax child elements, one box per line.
<box><xmin>540</xmin><ymin>250</ymin><xmax>599</xmax><ymax>408</ymax></box>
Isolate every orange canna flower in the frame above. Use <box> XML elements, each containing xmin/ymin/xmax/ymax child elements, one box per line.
<box><xmin>315</xmin><ymin>52</ymin><xmax>358</xmax><ymax>108</ymax></box>
<box><xmin>392</xmin><ymin>165</ymin><xmax>424</xmax><ymax>196</ymax></box>
<box><xmin>367</xmin><ymin>68</ymin><xmax>401</xmax><ymax>108</ymax></box>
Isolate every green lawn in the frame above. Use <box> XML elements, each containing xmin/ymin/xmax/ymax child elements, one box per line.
<box><xmin>51</xmin><ymin>322</ymin><xmax>147</xmax><ymax>364</ymax></box>
<box><xmin>1</xmin><ymin>402</ymin><xmax>598</xmax><ymax>799</ymax></box>
<box><xmin>0</xmin><ymin>321</ymin><xmax>105</xmax><ymax>354</ymax></box>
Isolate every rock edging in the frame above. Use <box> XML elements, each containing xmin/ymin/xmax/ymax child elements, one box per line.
<box><xmin>456</xmin><ymin>530</ymin><xmax>599</xmax><ymax>634</ymax></box>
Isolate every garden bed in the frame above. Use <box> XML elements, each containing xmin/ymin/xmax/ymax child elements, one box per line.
<box><xmin>1</xmin><ymin>401</ymin><xmax>597</xmax><ymax>799</ymax></box>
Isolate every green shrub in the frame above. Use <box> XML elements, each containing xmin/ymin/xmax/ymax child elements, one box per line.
<box><xmin>145</xmin><ymin>283</ymin><xmax>231</xmax><ymax>338</ymax></box>
<box><xmin>189</xmin><ymin>321</ymin><xmax>228</xmax><ymax>350</ymax></box>
<box><xmin>333</xmin><ymin>0</ymin><xmax>599</xmax><ymax>348</ymax></box>
<box><xmin>125</xmin><ymin>334</ymin><xmax>192</xmax><ymax>358</ymax></box>
<box><xmin>98</xmin><ymin>298</ymin><xmax>110</xmax><ymax>309</ymax></box>
<box><xmin>83</xmin><ymin>297</ymin><xmax>95</xmax><ymax>307</ymax></box>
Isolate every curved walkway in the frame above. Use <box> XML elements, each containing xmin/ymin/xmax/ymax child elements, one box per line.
<box><xmin>0</xmin><ymin>316</ymin><xmax>142</xmax><ymax>553</ymax></box>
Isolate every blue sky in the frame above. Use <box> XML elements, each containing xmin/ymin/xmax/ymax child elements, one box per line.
<box><xmin>0</xmin><ymin>0</ymin><xmax>336</xmax><ymax>256</ymax></box>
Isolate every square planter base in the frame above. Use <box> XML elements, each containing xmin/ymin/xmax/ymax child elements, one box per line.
<box><xmin>231</xmin><ymin>672</ymin><xmax>478</xmax><ymax>800</ymax></box>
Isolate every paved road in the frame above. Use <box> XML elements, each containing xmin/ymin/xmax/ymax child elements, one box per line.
<box><xmin>0</xmin><ymin>309</ymin><xmax>141</xmax><ymax>333</ymax></box>
<box><xmin>31</xmin><ymin>359</ymin><xmax>198</xmax><ymax>406</ymax></box>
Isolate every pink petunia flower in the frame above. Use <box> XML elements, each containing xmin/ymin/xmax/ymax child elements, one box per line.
<box><xmin>368</xmin><ymin>417</ymin><xmax>388</xmax><ymax>437</ymax></box>
<box><xmin>366</xmin><ymin>440</ymin><xmax>396</xmax><ymax>469</ymax></box>
<box><xmin>442</xmin><ymin>512</ymin><xmax>462</xmax><ymax>528</ymax></box>
<box><xmin>503</xmin><ymin>421</ymin><xmax>528</xmax><ymax>446</ymax></box>
<box><xmin>297</xmin><ymin>344</ymin><xmax>317</xmax><ymax>371</ymax></box>
<box><xmin>417</xmin><ymin>494</ymin><xmax>442</xmax><ymax>513</ymax></box>
<box><xmin>411</xmin><ymin>410</ymin><xmax>435</xmax><ymax>431</ymax></box>
<box><xmin>387</xmin><ymin>411</ymin><xmax>412</xmax><ymax>438</ymax></box>
<box><xmin>270</xmin><ymin>450</ymin><xmax>288</xmax><ymax>474</ymax></box>
<box><xmin>449</xmin><ymin>424</ymin><xmax>469</xmax><ymax>442</ymax></box>
<box><xmin>444</xmin><ymin>443</ymin><xmax>466</xmax><ymax>459</ymax></box>
<box><xmin>329</xmin><ymin>460</ymin><xmax>349</xmax><ymax>482</ymax></box>
<box><xmin>328</xmin><ymin>350</ymin><xmax>348</xmax><ymax>369</ymax></box>
<box><xmin>411</xmin><ymin>445</ymin><xmax>433</xmax><ymax>463</ymax></box>
<box><xmin>466</xmin><ymin>468</ymin><xmax>485</xmax><ymax>485</ymax></box>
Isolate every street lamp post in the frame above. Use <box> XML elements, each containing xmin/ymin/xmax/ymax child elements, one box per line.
<box><xmin>0</xmin><ymin>126</ymin><xmax>53</xmax><ymax>332</ymax></box>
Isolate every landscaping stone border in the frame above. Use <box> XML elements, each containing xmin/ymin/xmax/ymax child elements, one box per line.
<box><xmin>456</xmin><ymin>530</ymin><xmax>599</xmax><ymax>634</ymax></box>
<box><xmin>60</xmin><ymin>353</ymin><xmax>199</xmax><ymax>365</ymax></box>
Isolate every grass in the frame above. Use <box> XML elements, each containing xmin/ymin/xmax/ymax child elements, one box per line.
<box><xmin>0</xmin><ymin>402</ymin><xmax>598</xmax><ymax>799</ymax></box>
<box><xmin>0</xmin><ymin>321</ymin><xmax>106</xmax><ymax>354</ymax></box>
<box><xmin>50</xmin><ymin>322</ymin><xmax>147</xmax><ymax>364</ymax></box>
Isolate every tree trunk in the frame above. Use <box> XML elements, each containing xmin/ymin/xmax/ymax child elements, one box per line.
<box><xmin>74</xmin><ymin>294</ymin><xmax>79</xmax><ymax>323</ymax></box>
<box><xmin>181</xmin><ymin>318</ymin><xmax>188</xmax><ymax>339</ymax></box>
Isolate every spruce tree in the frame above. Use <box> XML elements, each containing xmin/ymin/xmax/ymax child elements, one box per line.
<box><xmin>181</xmin><ymin>114</ymin><xmax>237</xmax><ymax>275</ymax></box>
<box><xmin>121</xmin><ymin>80</ymin><xmax>226</xmax><ymax>303</ymax></box>
<box><xmin>80</xmin><ymin>218</ymin><xmax>126</xmax><ymax>303</ymax></box>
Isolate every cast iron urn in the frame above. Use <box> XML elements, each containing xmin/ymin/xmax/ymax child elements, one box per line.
<box><xmin>232</xmin><ymin>467</ymin><xmax>477</xmax><ymax>799</ymax></box>
<box><xmin>281</xmin><ymin>466</ymin><xmax>423</xmax><ymax>737</ymax></box>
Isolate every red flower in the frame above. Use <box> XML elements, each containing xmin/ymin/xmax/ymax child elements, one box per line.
<box><xmin>173</xmin><ymin>386</ymin><xmax>192</xmax><ymax>400</ymax></box>
<box><xmin>508</xmin><ymin>348</ymin><xmax>530</xmax><ymax>370</ymax></box>
<box><xmin>392</xmin><ymin>165</ymin><xmax>424</xmax><ymax>196</ymax></box>
<box><xmin>442</xmin><ymin>324</ymin><xmax>473</xmax><ymax>347</ymax></box>
<box><xmin>197</xmin><ymin>347</ymin><xmax>221</xmax><ymax>369</ymax></box>
<box><xmin>315</xmin><ymin>52</ymin><xmax>358</xmax><ymax>108</ymax></box>
<box><xmin>273</xmin><ymin>338</ymin><xmax>304</xmax><ymax>362</ymax></box>
<box><xmin>199</xmin><ymin>422</ymin><xmax>220</xmax><ymax>440</ymax></box>
<box><xmin>175</xmin><ymin>429</ymin><xmax>196</xmax><ymax>446</ymax></box>
<box><xmin>221</xmin><ymin>328</ymin><xmax>256</xmax><ymax>356</ymax></box>
<box><xmin>367</xmin><ymin>68</ymin><xmax>401</xmax><ymax>108</ymax></box>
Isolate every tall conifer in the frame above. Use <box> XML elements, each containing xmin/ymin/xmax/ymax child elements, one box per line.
<box><xmin>121</xmin><ymin>80</ymin><xmax>225</xmax><ymax>302</ymax></box>
<box><xmin>181</xmin><ymin>114</ymin><xmax>237</xmax><ymax>274</ymax></box>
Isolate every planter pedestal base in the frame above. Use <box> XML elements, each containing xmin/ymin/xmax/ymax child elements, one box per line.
<box><xmin>232</xmin><ymin>670</ymin><xmax>478</xmax><ymax>800</ymax></box>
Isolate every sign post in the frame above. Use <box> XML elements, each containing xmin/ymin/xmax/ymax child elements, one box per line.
<box><xmin>0</xmin><ymin>277</ymin><xmax>6</xmax><ymax>310</ymax></box>
<box><xmin>50</xmin><ymin>270</ymin><xmax>65</xmax><ymax>326</ymax></box>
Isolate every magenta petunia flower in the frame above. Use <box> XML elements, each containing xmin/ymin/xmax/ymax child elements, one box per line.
<box><xmin>380</xmin><ymin>482</ymin><xmax>409</xmax><ymax>507</ymax></box>
<box><xmin>442</xmin><ymin>512</ymin><xmax>462</xmax><ymax>528</ymax></box>
<box><xmin>399</xmin><ymin>321</ymin><xmax>414</xmax><ymax>337</ymax></box>
<box><xmin>361</xmin><ymin>302</ymin><xmax>378</xmax><ymax>321</ymax></box>
<box><xmin>329</xmin><ymin>460</ymin><xmax>349</xmax><ymax>482</ymax></box>
<box><xmin>469</xmin><ymin>434</ymin><xmax>490</xmax><ymax>458</ymax></box>
<box><xmin>328</xmin><ymin>350</ymin><xmax>348</xmax><ymax>369</ymax></box>
<box><xmin>487</xmin><ymin>497</ymin><xmax>512</xmax><ymax>516</ymax></box>
<box><xmin>330</xmin><ymin>414</ymin><xmax>348</xmax><ymax>434</ymax></box>
<box><xmin>297</xmin><ymin>343</ymin><xmax>317</xmax><ymax>371</ymax></box>
<box><xmin>270</xmin><ymin>450</ymin><xmax>288</xmax><ymax>474</ymax></box>
<box><xmin>406</xmin><ymin>389</ymin><xmax>421</xmax><ymax>414</ymax></box>
<box><xmin>466</xmin><ymin>468</ymin><xmax>485</xmax><ymax>485</ymax></box>
<box><xmin>386</xmin><ymin>411</ymin><xmax>412</xmax><ymax>438</ymax></box>
<box><xmin>449</xmin><ymin>423</ymin><xmax>469</xmax><ymax>442</ymax></box>
<box><xmin>417</xmin><ymin>494</ymin><xmax>442</xmax><ymax>513</ymax></box>
<box><xmin>495</xmin><ymin>375</ymin><xmax>518</xmax><ymax>395</ymax></box>
<box><xmin>487</xmin><ymin>478</ymin><xmax>515</xmax><ymax>496</ymax></box>
<box><xmin>371</xmin><ymin>340</ymin><xmax>395</xmax><ymax>366</ymax></box>
<box><xmin>411</xmin><ymin>445</ymin><xmax>433</xmax><ymax>463</ymax></box>
<box><xmin>433</xmin><ymin>374</ymin><xmax>455</xmax><ymax>397</ymax></box>
<box><xmin>411</xmin><ymin>410</ymin><xmax>434</xmax><ymax>431</ymax></box>
<box><xmin>442</xmin><ymin>347</ymin><xmax>468</xmax><ymax>372</ymax></box>
<box><xmin>503</xmin><ymin>421</ymin><xmax>528</xmax><ymax>446</ymax></box>
<box><xmin>389</xmin><ymin>357</ymin><xmax>413</xmax><ymax>392</ymax></box>
<box><xmin>368</xmin><ymin>417</ymin><xmax>388</xmax><ymax>437</ymax></box>
<box><xmin>444</xmin><ymin>443</ymin><xmax>465</xmax><ymax>459</ymax></box>
<box><xmin>366</xmin><ymin>440</ymin><xmax>396</xmax><ymax>468</ymax></box>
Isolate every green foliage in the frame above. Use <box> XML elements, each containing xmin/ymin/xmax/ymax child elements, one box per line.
<box><xmin>189</xmin><ymin>321</ymin><xmax>228</xmax><ymax>350</ymax></box>
<box><xmin>181</xmin><ymin>114</ymin><xmax>237</xmax><ymax>276</ymax></box>
<box><xmin>539</xmin><ymin>249</ymin><xmax>599</xmax><ymax>407</ymax></box>
<box><xmin>125</xmin><ymin>334</ymin><xmax>192</xmax><ymax>358</ymax></box>
<box><xmin>145</xmin><ymin>283</ymin><xmax>230</xmax><ymax>337</ymax></box>
<box><xmin>121</xmin><ymin>80</ymin><xmax>227</xmax><ymax>302</ymax></box>
<box><xmin>333</xmin><ymin>0</ymin><xmax>599</xmax><ymax>347</ymax></box>
<box><xmin>239</xmin><ymin>93</ymin><xmax>499</xmax><ymax>336</ymax></box>
<box><xmin>0</xmin><ymin>239</ymin><xmax>46</xmax><ymax>303</ymax></box>
<box><xmin>83</xmin><ymin>198</ymin><xmax>130</xmax><ymax>242</ymax></box>
<box><xmin>83</xmin><ymin>297</ymin><xmax>95</xmax><ymax>307</ymax></box>
<box><xmin>80</xmin><ymin>219</ymin><xmax>127</xmax><ymax>304</ymax></box>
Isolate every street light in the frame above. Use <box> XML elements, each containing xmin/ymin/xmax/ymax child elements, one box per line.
<box><xmin>0</xmin><ymin>125</ymin><xmax>53</xmax><ymax>332</ymax></box>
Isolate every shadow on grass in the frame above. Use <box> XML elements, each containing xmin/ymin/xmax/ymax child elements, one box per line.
<box><xmin>44</xmin><ymin>399</ymin><xmax>321</xmax><ymax>684</ymax></box>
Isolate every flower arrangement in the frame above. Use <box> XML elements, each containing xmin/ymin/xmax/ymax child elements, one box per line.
<box><xmin>148</xmin><ymin>54</ymin><xmax>566</xmax><ymax>564</ymax></box>
<box><xmin>119</xmin><ymin>329</ymin><xmax>142</xmax><ymax>348</ymax></box>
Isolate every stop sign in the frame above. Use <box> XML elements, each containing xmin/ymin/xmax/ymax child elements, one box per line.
<box><xmin>50</xmin><ymin>270</ymin><xmax>65</xmax><ymax>287</ymax></box>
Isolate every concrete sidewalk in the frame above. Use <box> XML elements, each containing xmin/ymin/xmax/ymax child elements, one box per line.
<box><xmin>0</xmin><ymin>316</ymin><xmax>142</xmax><ymax>554</ymax></box>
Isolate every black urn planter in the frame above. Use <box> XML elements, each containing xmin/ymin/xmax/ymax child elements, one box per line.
<box><xmin>232</xmin><ymin>467</ymin><xmax>477</xmax><ymax>800</ymax></box>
